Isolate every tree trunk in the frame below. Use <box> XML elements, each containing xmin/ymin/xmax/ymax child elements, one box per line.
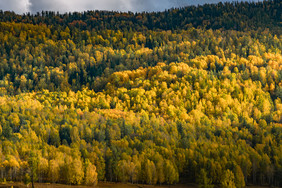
<box><xmin>31</xmin><ymin>173</ymin><xmax>35</xmax><ymax>188</ymax></box>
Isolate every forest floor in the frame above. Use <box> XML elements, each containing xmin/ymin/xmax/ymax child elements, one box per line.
<box><xmin>97</xmin><ymin>182</ymin><xmax>197</xmax><ymax>188</ymax></box>
<box><xmin>0</xmin><ymin>182</ymin><xmax>196</xmax><ymax>188</ymax></box>
<box><xmin>0</xmin><ymin>182</ymin><xmax>272</xmax><ymax>188</ymax></box>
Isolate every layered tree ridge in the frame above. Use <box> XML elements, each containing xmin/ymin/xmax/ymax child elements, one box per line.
<box><xmin>0</xmin><ymin>0</ymin><xmax>281</xmax><ymax>187</ymax></box>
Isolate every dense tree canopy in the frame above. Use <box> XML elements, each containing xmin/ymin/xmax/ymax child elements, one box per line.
<box><xmin>0</xmin><ymin>0</ymin><xmax>281</xmax><ymax>33</ymax></box>
<box><xmin>0</xmin><ymin>0</ymin><xmax>281</xmax><ymax>187</ymax></box>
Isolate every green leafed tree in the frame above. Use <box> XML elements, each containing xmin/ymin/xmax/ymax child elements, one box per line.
<box><xmin>196</xmin><ymin>169</ymin><xmax>214</xmax><ymax>188</ymax></box>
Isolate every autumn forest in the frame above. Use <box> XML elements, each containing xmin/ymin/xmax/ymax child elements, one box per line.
<box><xmin>0</xmin><ymin>0</ymin><xmax>281</xmax><ymax>187</ymax></box>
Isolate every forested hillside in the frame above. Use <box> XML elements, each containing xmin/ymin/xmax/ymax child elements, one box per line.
<box><xmin>0</xmin><ymin>0</ymin><xmax>281</xmax><ymax>187</ymax></box>
<box><xmin>0</xmin><ymin>0</ymin><xmax>281</xmax><ymax>33</ymax></box>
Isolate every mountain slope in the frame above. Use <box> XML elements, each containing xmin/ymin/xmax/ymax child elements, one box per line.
<box><xmin>0</xmin><ymin>0</ymin><xmax>281</xmax><ymax>187</ymax></box>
